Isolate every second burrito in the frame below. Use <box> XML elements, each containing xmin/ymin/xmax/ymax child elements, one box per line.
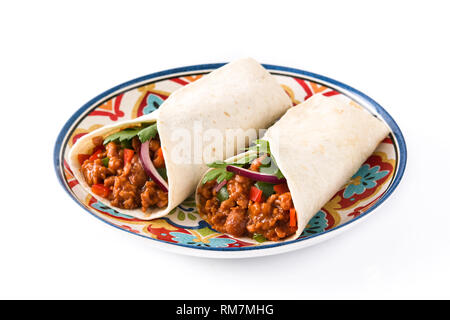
<box><xmin>196</xmin><ymin>94</ymin><xmax>390</xmax><ymax>242</ymax></box>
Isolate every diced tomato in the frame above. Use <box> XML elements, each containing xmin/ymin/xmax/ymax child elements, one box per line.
<box><xmin>153</xmin><ymin>147</ymin><xmax>165</xmax><ymax>168</ymax></box>
<box><xmin>91</xmin><ymin>184</ymin><xmax>110</xmax><ymax>198</ymax></box>
<box><xmin>157</xmin><ymin>147</ymin><xmax>164</xmax><ymax>161</ymax></box>
<box><xmin>123</xmin><ymin>148</ymin><xmax>134</xmax><ymax>164</ymax></box>
<box><xmin>249</xmin><ymin>186</ymin><xmax>263</xmax><ymax>202</ymax></box>
<box><xmin>274</xmin><ymin>183</ymin><xmax>289</xmax><ymax>194</ymax></box>
<box><xmin>78</xmin><ymin>154</ymin><xmax>90</xmax><ymax>165</ymax></box>
<box><xmin>89</xmin><ymin>148</ymin><xmax>103</xmax><ymax>161</ymax></box>
<box><xmin>93</xmin><ymin>145</ymin><xmax>105</xmax><ymax>153</ymax></box>
<box><xmin>289</xmin><ymin>208</ymin><xmax>297</xmax><ymax>227</ymax></box>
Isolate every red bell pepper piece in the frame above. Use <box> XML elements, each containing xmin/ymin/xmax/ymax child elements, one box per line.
<box><xmin>249</xmin><ymin>186</ymin><xmax>263</xmax><ymax>202</ymax></box>
<box><xmin>289</xmin><ymin>208</ymin><xmax>297</xmax><ymax>227</ymax></box>
<box><xmin>123</xmin><ymin>148</ymin><xmax>134</xmax><ymax>164</ymax></box>
<box><xmin>274</xmin><ymin>183</ymin><xmax>289</xmax><ymax>194</ymax></box>
<box><xmin>78</xmin><ymin>154</ymin><xmax>90</xmax><ymax>165</ymax></box>
<box><xmin>89</xmin><ymin>147</ymin><xmax>103</xmax><ymax>161</ymax></box>
<box><xmin>91</xmin><ymin>184</ymin><xmax>110</xmax><ymax>198</ymax></box>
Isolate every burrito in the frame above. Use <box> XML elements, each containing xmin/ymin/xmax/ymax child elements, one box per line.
<box><xmin>68</xmin><ymin>58</ymin><xmax>292</xmax><ymax>220</ymax></box>
<box><xmin>196</xmin><ymin>94</ymin><xmax>390</xmax><ymax>242</ymax></box>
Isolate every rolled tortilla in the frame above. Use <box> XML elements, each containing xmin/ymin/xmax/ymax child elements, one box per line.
<box><xmin>196</xmin><ymin>94</ymin><xmax>390</xmax><ymax>240</ymax></box>
<box><xmin>69</xmin><ymin>58</ymin><xmax>292</xmax><ymax>220</ymax></box>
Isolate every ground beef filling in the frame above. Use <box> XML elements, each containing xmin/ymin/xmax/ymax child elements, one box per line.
<box><xmin>80</xmin><ymin>136</ymin><xmax>168</xmax><ymax>212</ymax></box>
<box><xmin>198</xmin><ymin>174</ymin><xmax>297</xmax><ymax>241</ymax></box>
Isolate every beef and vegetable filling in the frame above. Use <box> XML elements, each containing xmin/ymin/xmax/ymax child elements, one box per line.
<box><xmin>78</xmin><ymin>123</ymin><xmax>169</xmax><ymax>212</ymax></box>
<box><xmin>197</xmin><ymin>140</ymin><xmax>297</xmax><ymax>242</ymax></box>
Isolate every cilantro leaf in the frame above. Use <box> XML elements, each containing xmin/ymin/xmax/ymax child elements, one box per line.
<box><xmin>120</xmin><ymin>139</ymin><xmax>133</xmax><ymax>149</ymax></box>
<box><xmin>234</xmin><ymin>153</ymin><xmax>258</xmax><ymax>165</ymax></box>
<box><xmin>201</xmin><ymin>168</ymin><xmax>223</xmax><ymax>184</ymax></box>
<box><xmin>101</xmin><ymin>157</ymin><xmax>109</xmax><ymax>167</ymax></box>
<box><xmin>244</xmin><ymin>139</ymin><xmax>271</xmax><ymax>154</ymax></box>
<box><xmin>156</xmin><ymin>167</ymin><xmax>168</xmax><ymax>182</ymax></box>
<box><xmin>216</xmin><ymin>186</ymin><xmax>230</xmax><ymax>202</ymax></box>
<box><xmin>254</xmin><ymin>181</ymin><xmax>275</xmax><ymax>198</ymax></box>
<box><xmin>244</xmin><ymin>139</ymin><xmax>285</xmax><ymax>179</ymax></box>
<box><xmin>207</xmin><ymin>153</ymin><xmax>257</xmax><ymax>169</ymax></box>
<box><xmin>103</xmin><ymin>127</ymin><xmax>142</xmax><ymax>145</ymax></box>
<box><xmin>259</xmin><ymin>155</ymin><xmax>284</xmax><ymax>179</ymax></box>
<box><xmin>202</xmin><ymin>154</ymin><xmax>259</xmax><ymax>184</ymax></box>
<box><xmin>201</xmin><ymin>140</ymin><xmax>284</xmax><ymax>185</ymax></box>
<box><xmin>217</xmin><ymin>171</ymin><xmax>234</xmax><ymax>183</ymax></box>
<box><xmin>253</xmin><ymin>233</ymin><xmax>267</xmax><ymax>243</ymax></box>
<box><xmin>271</xmin><ymin>155</ymin><xmax>285</xmax><ymax>179</ymax></box>
<box><xmin>137</xmin><ymin>123</ymin><xmax>158</xmax><ymax>143</ymax></box>
<box><xmin>103</xmin><ymin>123</ymin><xmax>158</xmax><ymax>145</ymax></box>
<box><xmin>201</xmin><ymin>167</ymin><xmax>235</xmax><ymax>185</ymax></box>
<box><xmin>207</xmin><ymin>160</ymin><xmax>231</xmax><ymax>169</ymax></box>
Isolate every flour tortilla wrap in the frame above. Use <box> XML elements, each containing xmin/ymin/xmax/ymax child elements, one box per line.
<box><xmin>196</xmin><ymin>94</ymin><xmax>390</xmax><ymax>240</ymax></box>
<box><xmin>69</xmin><ymin>58</ymin><xmax>292</xmax><ymax>220</ymax></box>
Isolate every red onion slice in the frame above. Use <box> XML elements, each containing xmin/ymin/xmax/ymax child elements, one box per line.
<box><xmin>139</xmin><ymin>140</ymin><xmax>168</xmax><ymax>192</ymax></box>
<box><xmin>226</xmin><ymin>165</ymin><xmax>286</xmax><ymax>184</ymax></box>
<box><xmin>213</xmin><ymin>180</ymin><xmax>227</xmax><ymax>193</ymax></box>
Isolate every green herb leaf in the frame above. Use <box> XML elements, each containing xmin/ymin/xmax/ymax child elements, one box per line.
<box><xmin>234</xmin><ymin>153</ymin><xmax>258</xmax><ymax>165</ymax></box>
<box><xmin>103</xmin><ymin>123</ymin><xmax>158</xmax><ymax>145</ymax></box>
<box><xmin>156</xmin><ymin>167</ymin><xmax>168</xmax><ymax>182</ymax></box>
<box><xmin>216</xmin><ymin>171</ymin><xmax>234</xmax><ymax>183</ymax></box>
<box><xmin>271</xmin><ymin>156</ymin><xmax>285</xmax><ymax>179</ymax></box>
<box><xmin>202</xmin><ymin>155</ymin><xmax>256</xmax><ymax>185</ymax></box>
<box><xmin>244</xmin><ymin>139</ymin><xmax>271</xmax><ymax>154</ymax></box>
<box><xmin>244</xmin><ymin>139</ymin><xmax>283</xmax><ymax>175</ymax></box>
<box><xmin>259</xmin><ymin>164</ymin><xmax>284</xmax><ymax>179</ymax></box>
<box><xmin>202</xmin><ymin>169</ymin><xmax>223</xmax><ymax>184</ymax></box>
<box><xmin>216</xmin><ymin>186</ymin><xmax>229</xmax><ymax>202</ymax></box>
<box><xmin>258</xmin><ymin>154</ymin><xmax>285</xmax><ymax>179</ymax></box>
<box><xmin>120</xmin><ymin>139</ymin><xmax>133</xmax><ymax>149</ymax></box>
<box><xmin>274</xmin><ymin>169</ymin><xmax>285</xmax><ymax>179</ymax></box>
<box><xmin>207</xmin><ymin>153</ymin><xmax>256</xmax><ymax>169</ymax></box>
<box><xmin>253</xmin><ymin>233</ymin><xmax>267</xmax><ymax>243</ymax></box>
<box><xmin>201</xmin><ymin>144</ymin><xmax>278</xmax><ymax>185</ymax></box>
<box><xmin>103</xmin><ymin>127</ymin><xmax>142</xmax><ymax>145</ymax></box>
<box><xmin>101</xmin><ymin>157</ymin><xmax>109</xmax><ymax>167</ymax></box>
<box><xmin>137</xmin><ymin>123</ymin><xmax>158</xmax><ymax>143</ymax></box>
<box><xmin>207</xmin><ymin>160</ymin><xmax>231</xmax><ymax>169</ymax></box>
<box><xmin>254</xmin><ymin>181</ymin><xmax>274</xmax><ymax>198</ymax></box>
<box><xmin>202</xmin><ymin>161</ymin><xmax>236</xmax><ymax>184</ymax></box>
<box><xmin>201</xmin><ymin>168</ymin><xmax>234</xmax><ymax>184</ymax></box>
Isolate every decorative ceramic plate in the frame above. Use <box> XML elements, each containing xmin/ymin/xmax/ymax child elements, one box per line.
<box><xmin>54</xmin><ymin>63</ymin><xmax>407</xmax><ymax>258</ymax></box>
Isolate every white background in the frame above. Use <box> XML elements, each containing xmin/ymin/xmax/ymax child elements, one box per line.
<box><xmin>1</xmin><ymin>0</ymin><xmax>449</xmax><ymax>299</ymax></box>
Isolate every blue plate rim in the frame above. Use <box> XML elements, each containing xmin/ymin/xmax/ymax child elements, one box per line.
<box><xmin>53</xmin><ymin>62</ymin><xmax>407</xmax><ymax>252</ymax></box>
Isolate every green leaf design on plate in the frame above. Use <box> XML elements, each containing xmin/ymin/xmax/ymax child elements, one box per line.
<box><xmin>182</xmin><ymin>200</ymin><xmax>196</xmax><ymax>207</ymax></box>
<box><xmin>187</xmin><ymin>213</ymin><xmax>197</xmax><ymax>221</ymax></box>
<box><xmin>177</xmin><ymin>211</ymin><xmax>185</xmax><ymax>221</ymax></box>
<box><xmin>196</xmin><ymin>227</ymin><xmax>216</xmax><ymax>237</ymax></box>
